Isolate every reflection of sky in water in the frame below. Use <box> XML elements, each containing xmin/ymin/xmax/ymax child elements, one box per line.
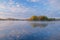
<box><xmin>0</xmin><ymin>21</ymin><xmax>60</xmax><ymax>40</ymax></box>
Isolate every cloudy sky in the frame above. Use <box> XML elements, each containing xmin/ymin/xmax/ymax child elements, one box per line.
<box><xmin>0</xmin><ymin>0</ymin><xmax>60</xmax><ymax>18</ymax></box>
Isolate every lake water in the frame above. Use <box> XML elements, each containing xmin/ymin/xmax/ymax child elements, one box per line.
<box><xmin>0</xmin><ymin>21</ymin><xmax>60</xmax><ymax>40</ymax></box>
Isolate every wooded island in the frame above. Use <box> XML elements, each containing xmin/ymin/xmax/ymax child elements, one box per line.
<box><xmin>28</xmin><ymin>16</ymin><xmax>56</xmax><ymax>21</ymax></box>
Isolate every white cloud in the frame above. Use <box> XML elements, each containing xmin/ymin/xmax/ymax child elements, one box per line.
<box><xmin>0</xmin><ymin>0</ymin><xmax>60</xmax><ymax>18</ymax></box>
<box><xmin>0</xmin><ymin>0</ymin><xmax>36</xmax><ymax>18</ymax></box>
<box><xmin>48</xmin><ymin>0</ymin><xmax>60</xmax><ymax>9</ymax></box>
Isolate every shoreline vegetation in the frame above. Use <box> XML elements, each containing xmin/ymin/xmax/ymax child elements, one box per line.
<box><xmin>0</xmin><ymin>16</ymin><xmax>60</xmax><ymax>21</ymax></box>
<box><xmin>28</xmin><ymin>16</ymin><xmax>56</xmax><ymax>21</ymax></box>
<box><xmin>25</xmin><ymin>16</ymin><xmax>60</xmax><ymax>21</ymax></box>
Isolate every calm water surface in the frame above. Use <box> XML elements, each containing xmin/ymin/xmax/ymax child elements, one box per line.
<box><xmin>0</xmin><ymin>21</ymin><xmax>60</xmax><ymax>40</ymax></box>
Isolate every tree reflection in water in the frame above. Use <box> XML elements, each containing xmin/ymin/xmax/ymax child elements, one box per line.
<box><xmin>30</xmin><ymin>22</ymin><xmax>48</xmax><ymax>28</ymax></box>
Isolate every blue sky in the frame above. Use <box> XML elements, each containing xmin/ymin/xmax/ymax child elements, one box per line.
<box><xmin>0</xmin><ymin>0</ymin><xmax>60</xmax><ymax>18</ymax></box>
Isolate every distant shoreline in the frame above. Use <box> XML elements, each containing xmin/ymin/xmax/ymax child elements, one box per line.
<box><xmin>0</xmin><ymin>19</ymin><xmax>60</xmax><ymax>21</ymax></box>
<box><xmin>0</xmin><ymin>16</ymin><xmax>60</xmax><ymax>21</ymax></box>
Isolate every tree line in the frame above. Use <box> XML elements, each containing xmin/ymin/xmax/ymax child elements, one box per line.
<box><xmin>29</xmin><ymin>16</ymin><xmax>55</xmax><ymax>21</ymax></box>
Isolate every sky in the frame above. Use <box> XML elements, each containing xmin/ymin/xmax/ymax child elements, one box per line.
<box><xmin>0</xmin><ymin>0</ymin><xmax>60</xmax><ymax>19</ymax></box>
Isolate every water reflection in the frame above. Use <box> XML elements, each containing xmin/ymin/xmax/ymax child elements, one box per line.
<box><xmin>0</xmin><ymin>21</ymin><xmax>59</xmax><ymax>40</ymax></box>
<box><xmin>30</xmin><ymin>22</ymin><xmax>48</xmax><ymax>28</ymax></box>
